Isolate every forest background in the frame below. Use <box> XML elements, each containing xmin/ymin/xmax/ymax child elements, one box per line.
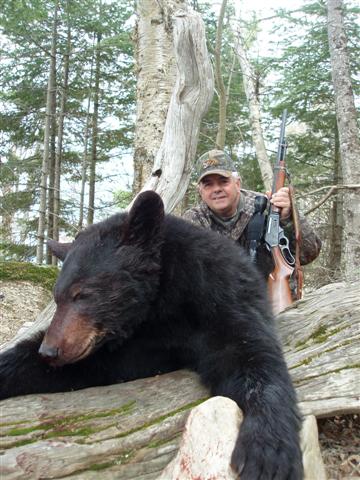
<box><xmin>0</xmin><ymin>0</ymin><xmax>359</xmax><ymax>290</ymax></box>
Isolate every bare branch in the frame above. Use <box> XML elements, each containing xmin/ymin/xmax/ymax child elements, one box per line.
<box><xmin>302</xmin><ymin>184</ymin><xmax>360</xmax><ymax>215</ymax></box>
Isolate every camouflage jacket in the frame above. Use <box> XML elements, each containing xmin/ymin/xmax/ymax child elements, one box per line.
<box><xmin>183</xmin><ymin>189</ymin><xmax>321</xmax><ymax>279</ymax></box>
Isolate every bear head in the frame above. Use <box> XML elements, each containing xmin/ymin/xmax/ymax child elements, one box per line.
<box><xmin>41</xmin><ymin>190</ymin><xmax>165</xmax><ymax>366</ymax></box>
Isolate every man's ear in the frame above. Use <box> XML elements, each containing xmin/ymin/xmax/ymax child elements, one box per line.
<box><xmin>47</xmin><ymin>239</ymin><xmax>73</xmax><ymax>261</ymax></box>
<box><xmin>122</xmin><ymin>190</ymin><xmax>165</xmax><ymax>246</ymax></box>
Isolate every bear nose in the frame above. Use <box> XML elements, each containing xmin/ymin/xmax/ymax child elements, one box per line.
<box><xmin>39</xmin><ymin>343</ymin><xmax>59</xmax><ymax>360</ymax></box>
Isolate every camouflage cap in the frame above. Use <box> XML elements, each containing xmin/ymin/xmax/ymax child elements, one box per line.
<box><xmin>196</xmin><ymin>150</ymin><xmax>237</xmax><ymax>183</ymax></box>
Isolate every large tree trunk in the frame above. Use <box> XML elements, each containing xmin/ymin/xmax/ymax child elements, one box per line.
<box><xmin>36</xmin><ymin>1</ymin><xmax>58</xmax><ymax>264</ymax></box>
<box><xmin>1</xmin><ymin>282</ymin><xmax>358</xmax><ymax>479</ymax></box>
<box><xmin>233</xmin><ymin>26</ymin><xmax>273</xmax><ymax>191</ymax></box>
<box><xmin>327</xmin><ymin>0</ymin><xmax>360</xmax><ymax>281</ymax></box>
<box><xmin>132</xmin><ymin>4</ymin><xmax>214</xmax><ymax>213</ymax></box>
<box><xmin>132</xmin><ymin>0</ymin><xmax>181</xmax><ymax>194</ymax></box>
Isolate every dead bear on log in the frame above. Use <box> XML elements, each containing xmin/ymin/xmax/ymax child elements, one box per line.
<box><xmin>0</xmin><ymin>191</ymin><xmax>303</xmax><ymax>479</ymax></box>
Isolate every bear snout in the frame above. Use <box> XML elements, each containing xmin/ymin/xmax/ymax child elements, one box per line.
<box><xmin>38</xmin><ymin>342</ymin><xmax>60</xmax><ymax>361</ymax></box>
<box><xmin>41</xmin><ymin>305</ymin><xmax>100</xmax><ymax>366</ymax></box>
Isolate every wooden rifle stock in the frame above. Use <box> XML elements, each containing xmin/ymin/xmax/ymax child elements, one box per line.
<box><xmin>289</xmin><ymin>185</ymin><xmax>304</xmax><ymax>300</ymax></box>
<box><xmin>268</xmin><ymin>246</ymin><xmax>294</xmax><ymax>315</ymax></box>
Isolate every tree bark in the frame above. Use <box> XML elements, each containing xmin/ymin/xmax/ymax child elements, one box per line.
<box><xmin>133</xmin><ymin>0</ymin><xmax>182</xmax><ymax>194</ymax></box>
<box><xmin>327</xmin><ymin>0</ymin><xmax>360</xmax><ymax>281</ymax></box>
<box><xmin>327</xmin><ymin>122</ymin><xmax>343</xmax><ymax>279</ymax></box>
<box><xmin>0</xmin><ymin>371</ymin><xmax>205</xmax><ymax>480</ymax></box>
<box><xmin>0</xmin><ymin>183</ymin><xmax>13</xmax><ymax>242</ymax></box>
<box><xmin>78</xmin><ymin>39</ymin><xmax>95</xmax><ymax>231</ymax></box>
<box><xmin>277</xmin><ymin>282</ymin><xmax>360</xmax><ymax>417</ymax></box>
<box><xmin>132</xmin><ymin>5</ymin><xmax>214</xmax><ymax>213</ymax></box>
<box><xmin>52</xmin><ymin>3</ymin><xmax>71</xmax><ymax>264</ymax></box>
<box><xmin>214</xmin><ymin>0</ymin><xmax>228</xmax><ymax>150</ymax></box>
<box><xmin>233</xmin><ymin>27</ymin><xmax>273</xmax><ymax>191</ymax></box>
<box><xmin>1</xmin><ymin>282</ymin><xmax>358</xmax><ymax>479</ymax></box>
<box><xmin>87</xmin><ymin>29</ymin><xmax>102</xmax><ymax>226</ymax></box>
<box><xmin>46</xmin><ymin>63</ymin><xmax>57</xmax><ymax>265</ymax></box>
<box><xmin>36</xmin><ymin>1</ymin><xmax>58</xmax><ymax>264</ymax></box>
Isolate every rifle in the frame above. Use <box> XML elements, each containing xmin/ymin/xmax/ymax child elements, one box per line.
<box><xmin>265</xmin><ymin>110</ymin><xmax>296</xmax><ymax>315</ymax></box>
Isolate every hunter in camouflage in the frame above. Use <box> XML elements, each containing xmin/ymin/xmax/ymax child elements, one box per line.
<box><xmin>183</xmin><ymin>150</ymin><xmax>321</xmax><ymax>289</ymax></box>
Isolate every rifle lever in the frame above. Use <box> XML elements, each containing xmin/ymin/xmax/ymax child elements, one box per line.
<box><xmin>279</xmin><ymin>230</ymin><xmax>295</xmax><ymax>266</ymax></box>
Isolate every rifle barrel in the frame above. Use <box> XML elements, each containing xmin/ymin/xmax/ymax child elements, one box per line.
<box><xmin>272</xmin><ymin>109</ymin><xmax>288</xmax><ymax>194</ymax></box>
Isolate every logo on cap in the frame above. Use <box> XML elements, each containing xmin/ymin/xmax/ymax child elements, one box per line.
<box><xmin>203</xmin><ymin>158</ymin><xmax>220</xmax><ymax>169</ymax></box>
<box><xmin>196</xmin><ymin>150</ymin><xmax>237</xmax><ymax>183</ymax></box>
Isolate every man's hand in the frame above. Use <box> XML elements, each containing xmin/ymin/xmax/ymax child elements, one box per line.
<box><xmin>268</xmin><ymin>187</ymin><xmax>291</xmax><ymax>220</ymax></box>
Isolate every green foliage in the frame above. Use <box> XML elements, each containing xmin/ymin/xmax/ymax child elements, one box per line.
<box><xmin>0</xmin><ymin>241</ymin><xmax>36</xmax><ymax>262</ymax></box>
<box><xmin>267</xmin><ymin>0</ymin><xmax>359</xmax><ymax>188</ymax></box>
<box><xmin>0</xmin><ymin>0</ymin><xmax>136</xmax><ymax>259</ymax></box>
<box><xmin>0</xmin><ymin>261</ymin><xmax>58</xmax><ymax>290</ymax></box>
<box><xmin>195</xmin><ymin>1</ymin><xmax>251</xmax><ymax>160</ymax></box>
<box><xmin>114</xmin><ymin>190</ymin><xmax>134</xmax><ymax>210</ymax></box>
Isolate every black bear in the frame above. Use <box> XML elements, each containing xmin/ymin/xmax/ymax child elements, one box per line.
<box><xmin>0</xmin><ymin>191</ymin><xmax>303</xmax><ymax>479</ymax></box>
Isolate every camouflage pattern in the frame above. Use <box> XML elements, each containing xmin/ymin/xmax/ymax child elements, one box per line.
<box><xmin>183</xmin><ymin>189</ymin><xmax>322</xmax><ymax>267</ymax></box>
<box><xmin>196</xmin><ymin>150</ymin><xmax>237</xmax><ymax>183</ymax></box>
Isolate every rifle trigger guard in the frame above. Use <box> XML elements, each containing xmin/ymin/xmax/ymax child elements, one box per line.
<box><xmin>279</xmin><ymin>233</ymin><xmax>295</xmax><ymax>266</ymax></box>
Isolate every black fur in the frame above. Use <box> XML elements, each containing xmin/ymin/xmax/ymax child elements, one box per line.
<box><xmin>0</xmin><ymin>191</ymin><xmax>303</xmax><ymax>479</ymax></box>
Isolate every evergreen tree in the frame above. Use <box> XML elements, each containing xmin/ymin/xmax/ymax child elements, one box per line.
<box><xmin>0</xmin><ymin>0</ymin><xmax>136</xmax><ymax>261</ymax></box>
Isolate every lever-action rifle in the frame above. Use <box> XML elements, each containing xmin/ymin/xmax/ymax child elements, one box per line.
<box><xmin>265</xmin><ymin>110</ymin><xmax>296</xmax><ymax>315</ymax></box>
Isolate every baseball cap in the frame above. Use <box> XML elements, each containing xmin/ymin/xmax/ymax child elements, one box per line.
<box><xmin>196</xmin><ymin>150</ymin><xmax>237</xmax><ymax>183</ymax></box>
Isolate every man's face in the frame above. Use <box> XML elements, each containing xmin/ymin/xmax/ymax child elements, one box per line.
<box><xmin>198</xmin><ymin>174</ymin><xmax>241</xmax><ymax>217</ymax></box>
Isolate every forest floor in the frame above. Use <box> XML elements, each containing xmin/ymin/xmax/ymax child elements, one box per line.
<box><xmin>0</xmin><ymin>280</ymin><xmax>359</xmax><ymax>479</ymax></box>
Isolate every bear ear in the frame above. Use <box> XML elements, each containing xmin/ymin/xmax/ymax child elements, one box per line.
<box><xmin>122</xmin><ymin>190</ymin><xmax>165</xmax><ymax>246</ymax></box>
<box><xmin>47</xmin><ymin>239</ymin><xmax>73</xmax><ymax>261</ymax></box>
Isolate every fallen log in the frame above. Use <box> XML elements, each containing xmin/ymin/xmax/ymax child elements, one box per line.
<box><xmin>277</xmin><ymin>282</ymin><xmax>360</xmax><ymax>417</ymax></box>
<box><xmin>0</xmin><ymin>371</ymin><xmax>207</xmax><ymax>480</ymax></box>
<box><xmin>0</xmin><ymin>282</ymin><xmax>359</xmax><ymax>479</ymax></box>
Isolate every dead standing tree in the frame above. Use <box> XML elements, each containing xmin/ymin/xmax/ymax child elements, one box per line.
<box><xmin>132</xmin><ymin>1</ymin><xmax>214</xmax><ymax>212</ymax></box>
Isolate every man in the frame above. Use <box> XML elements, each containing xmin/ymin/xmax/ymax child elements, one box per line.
<box><xmin>183</xmin><ymin>149</ymin><xmax>321</xmax><ymax>291</ymax></box>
